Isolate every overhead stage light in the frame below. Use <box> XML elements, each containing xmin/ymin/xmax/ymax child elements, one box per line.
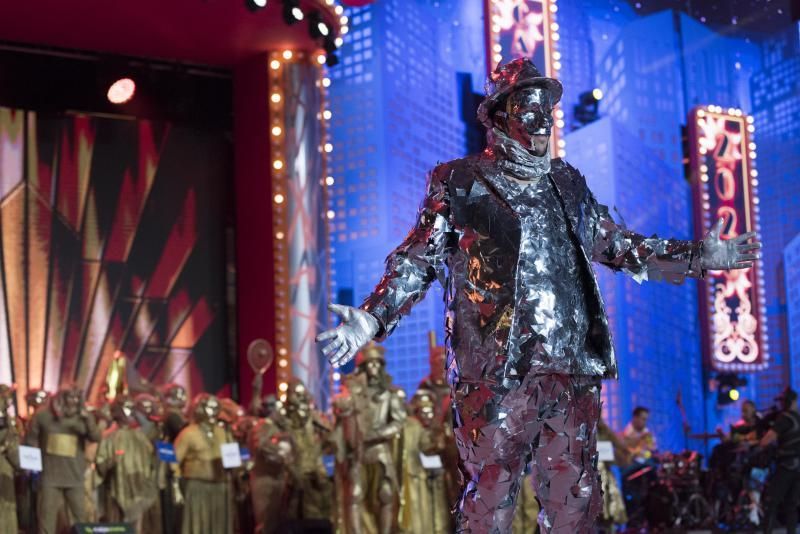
<box><xmin>308</xmin><ymin>10</ymin><xmax>330</xmax><ymax>38</ymax></box>
<box><xmin>574</xmin><ymin>88</ymin><xmax>603</xmax><ymax>126</ymax></box>
<box><xmin>245</xmin><ymin>0</ymin><xmax>267</xmax><ymax>11</ymax></box>
<box><xmin>282</xmin><ymin>0</ymin><xmax>304</xmax><ymax>24</ymax></box>
<box><xmin>107</xmin><ymin>78</ymin><xmax>136</xmax><ymax>104</ymax></box>
<box><xmin>716</xmin><ymin>373</ymin><xmax>748</xmax><ymax>406</ymax></box>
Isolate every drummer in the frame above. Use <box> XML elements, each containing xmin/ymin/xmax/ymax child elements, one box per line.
<box><xmin>622</xmin><ymin>406</ymin><xmax>657</xmax><ymax>462</ymax></box>
<box><xmin>725</xmin><ymin>399</ymin><xmax>764</xmax><ymax>445</ymax></box>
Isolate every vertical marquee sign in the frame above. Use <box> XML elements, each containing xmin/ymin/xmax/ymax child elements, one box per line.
<box><xmin>484</xmin><ymin>0</ymin><xmax>565</xmax><ymax>157</ymax></box>
<box><xmin>688</xmin><ymin>105</ymin><xmax>768</xmax><ymax>372</ymax></box>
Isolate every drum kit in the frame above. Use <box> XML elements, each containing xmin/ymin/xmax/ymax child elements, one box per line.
<box><xmin>623</xmin><ymin>436</ymin><xmax>770</xmax><ymax>531</ymax></box>
<box><xmin>624</xmin><ymin>449</ymin><xmax>713</xmax><ymax>529</ymax></box>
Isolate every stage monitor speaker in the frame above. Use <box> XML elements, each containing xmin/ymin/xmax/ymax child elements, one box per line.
<box><xmin>72</xmin><ymin>523</ymin><xmax>135</xmax><ymax>533</ymax></box>
<box><xmin>276</xmin><ymin>519</ymin><xmax>333</xmax><ymax>534</ymax></box>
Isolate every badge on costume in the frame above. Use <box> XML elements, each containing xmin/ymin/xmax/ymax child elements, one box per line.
<box><xmin>597</xmin><ymin>440</ymin><xmax>614</xmax><ymax>462</ymax></box>
<box><xmin>419</xmin><ymin>453</ymin><xmax>443</xmax><ymax>470</ymax></box>
<box><xmin>221</xmin><ymin>442</ymin><xmax>242</xmax><ymax>468</ymax></box>
<box><xmin>19</xmin><ymin>445</ymin><xmax>43</xmax><ymax>472</ymax></box>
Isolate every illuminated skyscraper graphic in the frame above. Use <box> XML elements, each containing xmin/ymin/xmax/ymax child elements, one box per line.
<box><xmin>785</xmin><ymin>233</ymin><xmax>800</xmax><ymax>392</ymax></box>
<box><xmin>750</xmin><ymin>24</ymin><xmax>800</xmax><ymax>405</ymax></box>
<box><xmin>566</xmin><ymin>9</ymin><xmax>762</xmax><ymax>443</ymax></box>
<box><xmin>327</xmin><ymin>0</ymin><xmax>484</xmax><ymax>394</ymax></box>
<box><xmin>565</xmin><ymin>117</ymin><xmax>702</xmax><ymax>450</ymax></box>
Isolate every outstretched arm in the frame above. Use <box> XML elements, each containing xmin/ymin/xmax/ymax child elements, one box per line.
<box><xmin>317</xmin><ymin>165</ymin><xmax>452</xmax><ymax>367</ymax></box>
<box><xmin>587</xmin><ymin>187</ymin><xmax>760</xmax><ymax>283</ymax></box>
<box><xmin>360</xmin><ymin>165</ymin><xmax>451</xmax><ymax>335</ymax></box>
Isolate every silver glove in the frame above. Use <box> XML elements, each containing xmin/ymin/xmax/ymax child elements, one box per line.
<box><xmin>316</xmin><ymin>304</ymin><xmax>380</xmax><ymax>368</ymax></box>
<box><xmin>700</xmin><ymin>217</ymin><xmax>762</xmax><ymax>271</ymax></box>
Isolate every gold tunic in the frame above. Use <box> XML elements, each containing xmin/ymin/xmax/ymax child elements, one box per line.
<box><xmin>248</xmin><ymin>418</ymin><xmax>293</xmax><ymax>534</ymax></box>
<box><xmin>95</xmin><ymin>425</ymin><xmax>158</xmax><ymax>523</ymax></box>
<box><xmin>418</xmin><ymin>376</ymin><xmax>460</xmax><ymax>506</ymax></box>
<box><xmin>286</xmin><ymin>417</ymin><xmax>332</xmax><ymax>520</ymax></box>
<box><xmin>335</xmin><ymin>372</ymin><xmax>406</xmax><ymax>534</ymax></box>
<box><xmin>398</xmin><ymin>417</ymin><xmax>450</xmax><ymax>534</ymax></box>
<box><xmin>174</xmin><ymin>423</ymin><xmax>228</xmax><ymax>482</ymax></box>
<box><xmin>26</xmin><ymin>409</ymin><xmax>101</xmax><ymax>488</ymax></box>
<box><xmin>174</xmin><ymin>423</ymin><xmax>233</xmax><ymax>534</ymax></box>
<box><xmin>597</xmin><ymin>420</ymin><xmax>628</xmax><ymax>525</ymax></box>
<box><xmin>0</xmin><ymin>429</ymin><xmax>19</xmax><ymax>534</ymax></box>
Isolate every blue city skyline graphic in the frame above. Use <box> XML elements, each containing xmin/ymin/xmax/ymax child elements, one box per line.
<box><xmin>327</xmin><ymin>0</ymin><xmax>800</xmax><ymax>449</ymax></box>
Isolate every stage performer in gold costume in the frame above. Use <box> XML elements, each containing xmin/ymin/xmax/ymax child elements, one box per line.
<box><xmin>0</xmin><ymin>385</ymin><xmax>19</xmax><ymax>534</ymax></box>
<box><xmin>597</xmin><ymin>419</ymin><xmax>628</xmax><ymax>527</ymax></box>
<box><xmin>280</xmin><ymin>379</ymin><xmax>333</xmax><ymax>522</ymax></box>
<box><xmin>27</xmin><ymin>385</ymin><xmax>101</xmax><ymax>534</ymax></box>
<box><xmin>399</xmin><ymin>388</ymin><xmax>450</xmax><ymax>534</ymax></box>
<box><xmin>418</xmin><ymin>337</ymin><xmax>460</xmax><ymax>506</ymax></box>
<box><xmin>248</xmin><ymin>408</ymin><xmax>294</xmax><ymax>534</ymax></box>
<box><xmin>174</xmin><ymin>393</ymin><xmax>233</xmax><ymax>534</ymax></box>
<box><xmin>334</xmin><ymin>344</ymin><xmax>406</xmax><ymax>534</ymax></box>
<box><xmin>95</xmin><ymin>395</ymin><xmax>158</xmax><ymax>529</ymax></box>
<box><xmin>134</xmin><ymin>393</ymin><xmax>167</xmax><ymax>534</ymax></box>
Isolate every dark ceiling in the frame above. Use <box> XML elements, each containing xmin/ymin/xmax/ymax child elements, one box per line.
<box><xmin>624</xmin><ymin>0</ymin><xmax>795</xmax><ymax>34</ymax></box>
<box><xmin>0</xmin><ymin>0</ymin><xmax>341</xmax><ymax>67</ymax></box>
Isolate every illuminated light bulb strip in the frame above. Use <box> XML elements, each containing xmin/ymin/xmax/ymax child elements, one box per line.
<box><xmin>486</xmin><ymin>0</ymin><xmax>564</xmax><ymax>157</ymax></box>
<box><xmin>689</xmin><ymin>105</ymin><xmax>768</xmax><ymax>372</ymax></box>
<box><xmin>316</xmin><ymin>66</ymin><xmax>338</xmax><ymax>397</ymax></box>
<box><xmin>269</xmin><ymin>48</ymin><xmax>336</xmax><ymax>400</ymax></box>
<box><xmin>268</xmin><ymin>49</ymin><xmax>302</xmax><ymax>395</ymax></box>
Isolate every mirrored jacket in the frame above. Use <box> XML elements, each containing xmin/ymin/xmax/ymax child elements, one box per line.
<box><xmin>361</xmin><ymin>152</ymin><xmax>703</xmax><ymax>383</ymax></box>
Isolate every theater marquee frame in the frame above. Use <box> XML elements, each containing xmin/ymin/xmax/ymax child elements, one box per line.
<box><xmin>688</xmin><ymin>105</ymin><xmax>768</xmax><ymax>373</ymax></box>
<box><xmin>484</xmin><ymin>0</ymin><xmax>566</xmax><ymax>157</ymax></box>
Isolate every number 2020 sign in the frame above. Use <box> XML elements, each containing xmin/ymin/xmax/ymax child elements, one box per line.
<box><xmin>688</xmin><ymin>105</ymin><xmax>768</xmax><ymax>372</ymax></box>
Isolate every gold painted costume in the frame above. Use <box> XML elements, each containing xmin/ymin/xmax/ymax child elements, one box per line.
<box><xmin>334</xmin><ymin>345</ymin><xmax>406</xmax><ymax>534</ymax></box>
<box><xmin>398</xmin><ymin>389</ymin><xmax>450</xmax><ymax>534</ymax></box>
<box><xmin>174</xmin><ymin>394</ymin><xmax>233</xmax><ymax>534</ymax></box>
<box><xmin>95</xmin><ymin>397</ymin><xmax>158</xmax><ymax>527</ymax></box>
<box><xmin>248</xmin><ymin>417</ymin><xmax>294</xmax><ymax>534</ymax></box>
<box><xmin>283</xmin><ymin>380</ymin><xmax>333</xmax><ymax>521</ymax></box>
<box><xmin>418</xmin><ymin>372</ymin><xmax>460</xmax><ymax>504</ymax></box>
<box><xmin>26</xmin><ymin>387</ymin><xmax>101</xmax><ymax>534</ymax></box>
<box><xmin>598</xmin><ymin>419</ymin><xmax>628</xmax><ymax>525</ymax></box>
<box><xmin>0</xmin><ymin>386</ymin><xmax>19</xmax><ymax>534</ymax></box>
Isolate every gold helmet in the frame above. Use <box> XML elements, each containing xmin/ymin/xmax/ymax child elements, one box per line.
<box><xmin>355</xmin><ymin>342</ymin><xmax>386</xmax><ymax>367</ymax></box>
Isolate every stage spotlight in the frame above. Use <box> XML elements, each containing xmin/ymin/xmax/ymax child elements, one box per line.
<box><xmin>245</xmin><ymin>0</ymin><xmax>267</xmax><ymax>11</ymax></box>
<box><xmin>107</xmin><ymin>77</ymin><xmax>136</xmax><ymax>104</ymax></box>
<box><xmin>282</xmin><ymin>0</ymin><xmax>304</xmax><ymax>24</ymax></box>
<box><xmin>716</xmin><ymin>373</ymin><xmax>748</xmax><ymax>405</ymax></box>
<box><xmin>574</xmin><ymin>88</ymin><xmax>603</xmax><ymax>126</ymax></box>
<box><xmin>308</xmin><ymin>10</ymin><xmax>330</xmax><ymax>38</ymax></box>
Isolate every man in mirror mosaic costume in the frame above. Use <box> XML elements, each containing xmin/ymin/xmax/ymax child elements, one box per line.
<box><xmin>317</xmin><ymin>58</ymin><xmax>762</xmax><ymax>533</ymax></box>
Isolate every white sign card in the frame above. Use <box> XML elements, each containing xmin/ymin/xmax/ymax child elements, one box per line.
<box><xmin>19</xmin><ymin>445</ymin><xmax>43</xmax><ymax>472</ymax></box>
<box><xmin>419</xmin><ymin>453</ymin><xmax>443</xmax><ymax>470</ymax></box>
<box><xmin>597</xmin><ymin>440</ymin><xmax>614</xmax><ymax>462</ymax></box>
<box><xmin>220</xmin><ymin>442</ymin><xmax>242</xmax><ymax>469</ymax></box>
